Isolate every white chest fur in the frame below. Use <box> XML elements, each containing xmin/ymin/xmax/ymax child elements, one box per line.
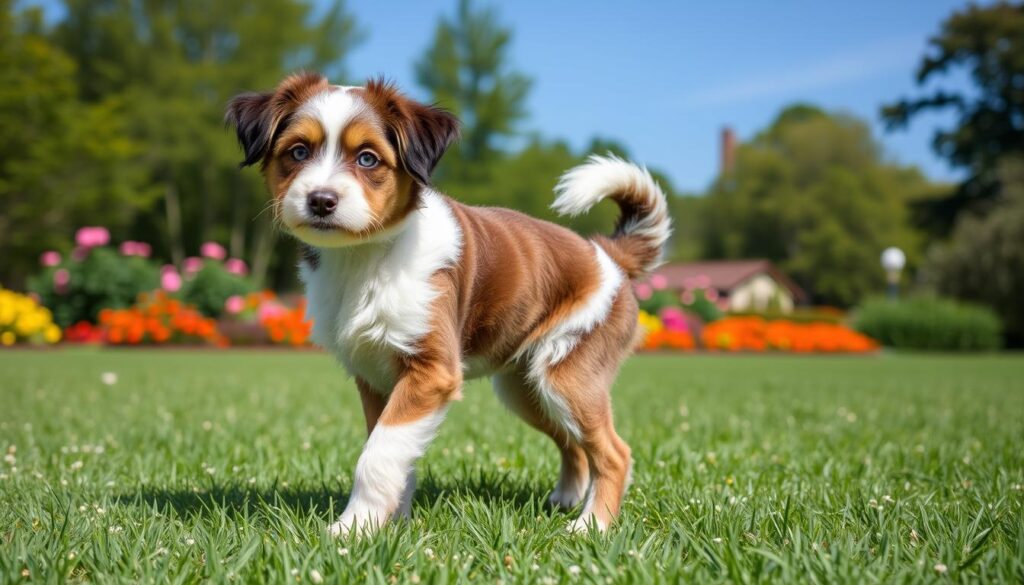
<box><xmin>299</xmin><ymin>191</ymin><xmax>463</xmax><ymax>391</ymax></box>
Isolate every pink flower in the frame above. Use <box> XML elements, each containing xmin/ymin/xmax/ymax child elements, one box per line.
<box><xmin>634</xmin><ymin>283</ymin><xmax>653</xmax><ymax>301</ymax></box>
<box><xmin>705</xmin><ymin>288</ymin><xmax>719</xmax><ymax>301</ymax></box>
<box><xmin>183</xmin><ymin>257</ymin><xmax>204</xmax><ymax>275</ymax></box>
<box><xmin>224</xmin><ymin>258</ymin><xmax>248</xmax><ymax>276</ymax></box>
<box><xmin>119</xmin><ymin>241</ymin><xmax>153</xmax><ymax>258</ymax></box>
<box><xmin>680</xmin><ymin>290</ymin><xmax>695</xmax><ymax>304</ymax></box>
<box><xmin>160</xmin><ymin>265</ymin><xmax>182</xmax><ymax>292</ymax></box>
<box><xmin>650</xmin><ymin>274</ymin><xmax>668</xmax><ymax>290</ymax></box>
<box><xmin>258</xmin><ymin>302</ymin><xmax>286</xmax><ymax>321</ymax></box>
<box><xmin>659</xmin><ymin>306</ymin><xmax>689</xmax><ymax>332</ymax></box>
<box><xmin>224</xmin><ymin>295</ymin><xmax>246</xmax><ymax>315</ymax></box>
<box><xmin>695</xmin><ymin>274</ymin><xmax>712</xmax><ymax>289</ymax></box>
<box><xmin>200</xmin><ymin>242</ymin><xmax>227</xmax><ymax>261</ymax></box>
<box><xmin>40</xmin><ymin>251</ymin><xmax>62</xmax><ymax>267</ymax></box>
<box><xmin>75</xmin><ymin>226</ymin><xmax>110</xmax><ymax>248</ymax></box>
<box><xmin>54</xmin><ymin>268</ymin><xmax>70</xmax><ymax>294</ymax></box>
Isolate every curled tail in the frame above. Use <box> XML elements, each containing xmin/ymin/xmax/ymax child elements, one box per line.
<box><xmin>553</xmin><ymin>154</ymin><xmax>672</xmax><ymax>279</ymax></box>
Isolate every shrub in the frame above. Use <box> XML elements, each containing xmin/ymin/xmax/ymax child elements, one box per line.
<box><xmin>854</xmin><ymin>297</ymin><xmax>1002</xmax><ymax>351</ymax></box>
<box><xmin>28</xmin><ymin>247</ymin><xmax>160</xmax><ymax>327</ymax></box>
<box><xmin>178</xmin><ymin>261</ymin><xmax>256</xmax><ymax>318</ymax></box>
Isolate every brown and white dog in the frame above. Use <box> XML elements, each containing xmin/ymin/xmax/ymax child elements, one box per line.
<box><xmin>226</xmin><ymin>73</ymin><xmax>671</xmax><ymax>535</ymax></box>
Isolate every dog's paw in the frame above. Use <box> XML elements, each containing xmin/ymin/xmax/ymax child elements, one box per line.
<box><xmin>328</xmin><ymin>510</ymin><xmax>383</xmax><ymax>538</ymax></box>
<box><xmin>548</xmin><ymin>484</ymin><xmax>586</xmax><ymax>510</ymax></box>
<box><xmin>567</xmin><ymin>515</ymin><xmax>606</xmax><ymax>534</ymax></box>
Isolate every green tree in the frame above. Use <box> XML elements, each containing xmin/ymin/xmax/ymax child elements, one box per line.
<box><xmin>882</xmin><ymin>1</ymin><xmax>1024</xmax><ymax>234</ymax></box>
<box><xmin>415</xmin><ymin>0</ymin><xmax>531</xmax><ymax>186</ymax></box>
<box><xmin>702</xmin><ymin>105</ymin><xmax>931</xmax><ymax>307</ymax></box>
<box><xmin>926</xmin><ymin>157</ymin><xmax>1024</xmax><ymax>345</ymax></box>
<box><xmin>51</xmin><ymin>0</ymin><xmax>361</xmax><ymax>285</ymax></box>
<box><xmin>0</xmin><ymin>2</ymin><xmax>150</xmax><ymax>288</ymax></box>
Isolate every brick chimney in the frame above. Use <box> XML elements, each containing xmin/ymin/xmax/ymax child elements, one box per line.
<box><xmin>720</xmin><ymin>126</ymin><xmax>736</xmax><ymax>175</ymax></box>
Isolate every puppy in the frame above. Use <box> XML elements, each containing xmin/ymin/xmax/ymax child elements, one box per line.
<box><xmin>227</xmin><ymin>73</ymin><xmax>671</xmax><ymax>535</ymax></box>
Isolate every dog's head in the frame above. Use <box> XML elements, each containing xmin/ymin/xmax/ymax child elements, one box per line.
<box><xmin>226</xmin><ymin>73</ymin><xmax>459</xmax><ymax>247</ymax></box>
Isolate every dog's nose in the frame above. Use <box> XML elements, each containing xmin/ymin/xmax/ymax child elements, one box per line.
<box><xmin>307</xmin><ymin>190</ymin><xmax>339</xmax><ymax>218</ymax></box>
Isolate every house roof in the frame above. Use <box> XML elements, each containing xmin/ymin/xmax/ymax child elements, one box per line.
<box><xmin>653</xmin><ymin>259</ymin><xmax>808</xmax><ymax>302</ymax></box>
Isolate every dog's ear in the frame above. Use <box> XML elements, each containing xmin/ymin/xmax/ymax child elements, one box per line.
<box><xmin>225</xmin><ymin>92</ymin><xmax>274</xmax><ymax>168</ymax></box>
<box><xmin>226</xmin><ymin>72</ymin><xmax>329</xmax><ymax>168</ymax></box>
<box><xmin>365</xmin><ymin>78</ymin><xmax>460</xmax><ymax>186</ymax></box>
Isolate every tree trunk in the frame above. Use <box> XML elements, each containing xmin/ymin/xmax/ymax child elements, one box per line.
<box><xmin>165</xmin><ymin>183</ymin><xmax>185</xmax><ymax>266</ymax></box>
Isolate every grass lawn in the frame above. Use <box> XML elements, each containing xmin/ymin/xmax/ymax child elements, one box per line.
<box><xmin>1</xmin><ymin>350</ymin><xmax>1022</xmax><ymax>583</ymax></box>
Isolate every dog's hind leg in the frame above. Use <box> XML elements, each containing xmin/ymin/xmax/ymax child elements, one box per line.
<box><xmin>493</xmin><ymin>370</ymin><xmax>590</xmax><ymax>509</ymax></box>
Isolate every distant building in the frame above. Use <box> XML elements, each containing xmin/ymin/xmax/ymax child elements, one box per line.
<box><xmin>653</xmin><ymin>259</ymin><xmax>807</xmax><ymax>313</ymax></box>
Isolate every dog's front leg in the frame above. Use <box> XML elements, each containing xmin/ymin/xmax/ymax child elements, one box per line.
<box><xmin>330</xmin><ymin>362</ymin><xmax>460</xmax><ymax>537</ymax></box>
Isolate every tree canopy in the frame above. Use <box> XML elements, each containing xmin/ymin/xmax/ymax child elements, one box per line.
<box><xmin>701</xmin><ymin>106</ymin><xmax>932</xmax><ymax>307</ymax></box>
<box><xmin>882</xmin><ymin>1</ymin><xmax>1024</xmax><ymax>234</ymax></box>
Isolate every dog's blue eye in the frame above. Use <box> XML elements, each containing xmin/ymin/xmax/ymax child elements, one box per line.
<box><xmin>356</xmin><ymin>151</ymin><xmax>379</xmax><ymax>168</ymax></box>
<box><xmin>291</xmin><ymin>145</ymin><xmax>309</xmax><ymax>161</ymax></box>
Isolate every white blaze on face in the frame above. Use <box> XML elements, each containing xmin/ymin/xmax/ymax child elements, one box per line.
<box><xmin>280</xmin><ymin>88</ymin><xmax>375</xmax><ymax>247</ymax></box>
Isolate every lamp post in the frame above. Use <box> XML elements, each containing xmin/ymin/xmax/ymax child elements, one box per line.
<box><xmin>880</xmin><ymin>247</ymin><xmax>906</xmax><ymax>300</ymax></box>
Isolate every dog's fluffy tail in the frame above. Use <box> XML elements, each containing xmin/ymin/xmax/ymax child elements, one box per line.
<box><xmin>553</xmin><ymin>154</ymin><xmax>672</xmax><ymax>279</ymax></box>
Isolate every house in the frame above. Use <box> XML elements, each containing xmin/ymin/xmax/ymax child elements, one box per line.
<box><xmin>652</xmin><ymin>259</ymin><xmax>807</xmax><ymax>313</ymax></box>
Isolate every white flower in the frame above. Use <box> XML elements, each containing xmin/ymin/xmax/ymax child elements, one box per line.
<box><xmin>337</xmin><ymin>547</ymin><xmax>348</xmax><ymax>557</ymax></box>
<box><xmin>309</xmin><ymin>569</ymin><xmax>323</xmax><ymax>584</ymax></box>
<box><xmin>101</xmin><ymin>372</ymin><xmax>118</xmax><ymax>386</ymax></box>
<box><xmin>934</xmin><ymin>563</ymin><xmax>948</xmax><ymax>574</ymax></box>
<box><xmin>568</xmin><ymin>565</ymin><xmax>581</xmax><ymax>576</ymax></box>
<box><xmin>185</xmin><ymin>537</ymin><xmax>195</xmax><ymax>546</ymax></box>
<box><xmin>712</xmin><ymin>537</ymin><xmax>723</xmax><ymax>543</ymax></box>
<box><xmin>3</xmin><ymin>453</ymin><xmax>15</xmax><ymax>465</ymax></box>
<box><xmin>67</xmin><ymin>551</ymin><xmax>76</xmax><ymax>560</ymax></box>
<box><xmin>423</xmin><ymin>547</ymin><xmax>434</xmax><ymax>560</ymax></box>
<box><xmin>70</xmin><ymin>460</ymin><xmax>84</xmax><ymax>471</ymax></box>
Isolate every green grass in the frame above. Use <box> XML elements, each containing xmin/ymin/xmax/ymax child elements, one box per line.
<box><xmin>1</xmin><ymin>350</ymin><xmax>1022</xmax><ymax>583</ymax></box>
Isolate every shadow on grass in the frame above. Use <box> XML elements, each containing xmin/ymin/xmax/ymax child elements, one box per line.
<box><xmin>114</xmin><ymin>468</ymin><xmax>549</xmax><ymax>520</ymax></box>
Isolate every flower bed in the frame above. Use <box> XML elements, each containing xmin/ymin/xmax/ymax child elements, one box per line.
<box><xmin>699</xmin><ymin>316</ymin><xmax>877</xmax><ymax>353</ymax></box>
<box><xmin>98</xmin><ymin>291</ymin><xmax>227</xmax><ymax>347</ymax></box>
<box><xmin>0</xmin><ymin>287</ymin><xmax>62</xmax><ymax>346</ymax></box>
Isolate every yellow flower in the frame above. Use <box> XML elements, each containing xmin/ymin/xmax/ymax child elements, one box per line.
<box><xmin>1</xmin><ymin>331</ymin><xmax>14</xmax><ymax>346</ymax></box>
<box><xmin>44</xmin><ymin>324</ymin><xmax>61</xmax><ymax>344</ymax></box>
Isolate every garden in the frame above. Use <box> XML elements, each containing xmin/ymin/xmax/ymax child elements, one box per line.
<box><xmin>3</xmin><ymin>227</ymin><xmax>1004</xmax><ymax>355</ymax></box>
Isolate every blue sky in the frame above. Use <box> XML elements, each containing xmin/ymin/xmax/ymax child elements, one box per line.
<box><xmin>342</xmin><ymin>0</ymin><xmax>981</xmax><ymax>193</ymax></box>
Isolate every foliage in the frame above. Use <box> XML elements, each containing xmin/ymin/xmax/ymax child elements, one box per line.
<box><xmin>4</xmin><ymin>351</ymin><xmax>1023</xmax><ymax>581</ymax></box>
<box><xmin>882</xmin><ymin>1</ymin><xmax>1024</xmax><ymax>233</ymax></box>
<box><xmin>854</xmin><ymin>296</ymin><xmax>1002</xmax><ymax>352</ymax></box>
<box><xmin>0</xmin><ymin>287</ymin><xmax>61</xmax><ymax>346</ymax></box>
<box><xmin>727</xmin><ymin>306</ymin><xmax>846</xmax><ymax>325</ymax></box>
<box><xmin>0</xmin><ymin>0</ymin><xmax>364</xmax><ymax>289</ymax></box>
<box><xmin>98</xmin><ymin>291</ymin><xmax>226</xmax><ymax>346</ymax></box>
<box><xmin>702</xmin><ymin>106</ymin><xmax>929</xmax><ymax>307</ymax></box>
<box><xmin>925</xmin><ymin>161</ymin><xmax>1024</xmax><ymax>345</ymax></box>
<box><xmin>702</xmin><ymin>316</ymin><xmax>878</xmax><ymax>353</ymax></box>
<box><xmin>178</xmin><ymin>261</ymin><xmax>257</xmax><ymax>318</ymax></box>
<box><xmin>28</xmin><ymin>246</ymin><xmax>160</xmax><ymax>328</ymax></box>
<box><xmin>415</xmin><ymin>0</ymin><xmax>531</xmax><ymax>181</ymax></box>
<box><xmin>0</xmin><ymin>4</ymin><xmax>151</xmax><ymax>287</ymax></box>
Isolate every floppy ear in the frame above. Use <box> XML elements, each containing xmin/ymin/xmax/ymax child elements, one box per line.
<box><xmin>225</xmin><ymin>92</ymin><xmax>274</xmax><ymax>168</ymax></box>
<box><xmin>225</xmin><ymin>72</ymin><xmax>330</xmax><ymax>168</ymax></box>
<box><xmin>365</xmin><ymin>78</ymin><xmax>460</xmax><ymax>185</ymax></box>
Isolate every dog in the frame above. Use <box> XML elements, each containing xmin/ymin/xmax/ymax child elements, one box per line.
<box><xmin>226</xmin><ymin>73</ymin><xmax>671</xmax><ymax>535</ymax></box>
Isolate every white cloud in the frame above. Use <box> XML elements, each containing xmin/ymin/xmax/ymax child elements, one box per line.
<box><xmin>682</xmin><ymin>37</ymin><xmax>921</xmax><ymax>107</ymax></box>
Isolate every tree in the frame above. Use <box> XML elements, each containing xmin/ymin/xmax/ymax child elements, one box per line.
<box><xmin>414</xmin><ymin>0</ymin><xmax>531</xmax><ymax>186</ymax></box>
<box><xmin>882</xmin><ymin>1</ymin><xmax>1024</xmax><ymax>234</ymax></box>
<box><xmin>50</xmin><ymin>0</ymin><xmax>362</xmax><ymax>285</ymax></box>
<box><xmin>702</xmin><ymin>106</ymin><xmax>931</xmax><ymax>307</ymax></box>
<box><xmin>926</xmin><ymin>157</ymin><xmax>1024</xmax><ymax>345</ymax></box>
<box><xmin>0</xmin><ymin>3</ymin><xmax>151</xmax><ymax>288</ymax></box>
